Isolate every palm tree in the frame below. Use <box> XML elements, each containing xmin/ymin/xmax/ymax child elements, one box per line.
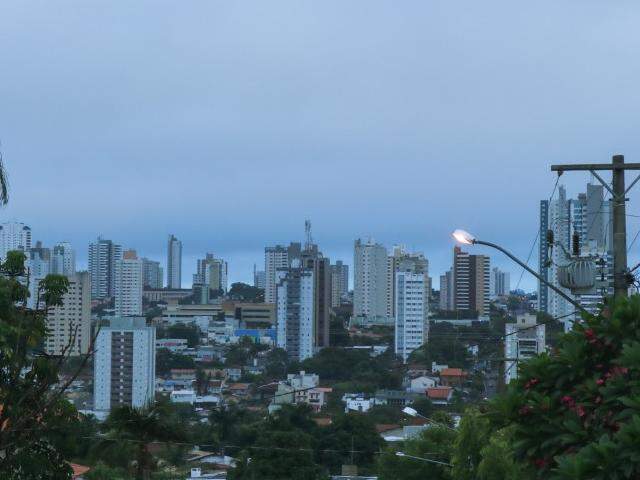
<box><xmin>102</xmin><ymin>402</ymin><xmax>185</xmax><ymax>480</ymax></box>
<box><xmin>0</xmin><ymin>146</ymin><xmax>9</xmax><ymax>205</ymax></box>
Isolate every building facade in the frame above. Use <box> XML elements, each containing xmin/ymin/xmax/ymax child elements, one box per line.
<box><xmin>167</xmin><ymin>234</ymin><xmax>182</xmax><ymax>289</ymax></box>
<box><xmin>142</xmin><ymin>258</ymin><xmax>163</xmax><ymax>289</ymax></box>
<box><xmin>504</xmin><ymin>313</ymin><xmax>546</xmax><ymax>384</ymax></box>
<box><xmin>93</xmin><ymin>317</ymin><xmax>156</xmax><ymax>411</ymax></box>
<box><xmin>353</xmin><ymin>238</ymin><xmax>389</xmax><ymax>325</ymax></box>
<box><xmin>453</xmin><ymin>246</ymin><xmax>490</xmax><ymax>317</ymax></box>
<box><xmin>26</xmin><ymin>241</ymin><xmax>50</xmax><ymax>309</ymax></box>
<box><xmin>330</xmin><ymin>260</ymin><xmax>349</xmax><ymax>307</ymax></box>
<box><xmin>394</xmin><ymin>271</ymin><xmax>427</xmax><ymax>362</ymax></box>
<box><xmin>114</xmin><ymin>250</ymin><xmax>143</xmax><ymax>317</ymax></box>
<box><xmin>88</xmin><ymin>237</ymin><xmax>123</xmax><ymax>300</ymax></box>
<box><xmin>538</xmin><ymin>184</ymin><xmax>613</xmax><ymax>325</ymax></box>
<box><xmin>45</xmin><ymin>271</ymin><xmax>91</xmax><ymax>356</ymax></box>
<box><xmin>0</xmin><ymin>221</ymin><xmax>31</xmax><ymax>260</ymax></box>
<box><xmin>491</xmin><ymin>267</ymin><xmax>510</xmax><ymax>299</ymax></box>
<box><xmin>264</xmin><ymin>243</ymin><xmax>301</xmax><ymax>303</ymax></box>
<box><xmin>50</xmin><ymin>241</ymin><xmax>76</xmax><ymax>276</ymax></box>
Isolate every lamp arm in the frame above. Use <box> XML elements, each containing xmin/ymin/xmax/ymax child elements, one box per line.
<box><xmin>473</xmin><ymin>239</ymin><xmax>587</xmax><ymax>315</ymax></box>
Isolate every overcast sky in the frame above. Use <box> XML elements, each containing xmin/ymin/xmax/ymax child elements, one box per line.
<box><xmin>2</xmin><ymin>1</ymin><xmax>640</xmax><ymax>290</ymax></box>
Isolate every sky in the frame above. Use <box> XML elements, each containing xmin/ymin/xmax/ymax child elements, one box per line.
<box><xmin>2</xmin><ymin>1</ymin><xmax>640</xmax><ymax>290</ymax></box>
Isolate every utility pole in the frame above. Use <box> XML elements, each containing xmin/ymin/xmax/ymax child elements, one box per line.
<box><xmin>551</xmin><ymin>154</ymin><xmax>640</xmax><ymax>298</ymax></box>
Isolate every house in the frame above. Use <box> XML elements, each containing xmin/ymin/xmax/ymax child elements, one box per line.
<box><xmin>426</xmin><ymin>386</ymin><xmax>453</xmax><ymax>405</ymax></box>
<box><xmin>374</xmin><ymin>389</ymin><xmax>421</xmax><ymax>407</ymax></box>
<box><xmin>224</xmin><ymin>368</ymin><xmax>242</xmax><ymax>382</ymax></box>
<box><xmin>342</xmin><ymin>394</ymin><xmax>377</xmax><ymax>413</ymax></box>
<box><xmin>376</xmin><ymin>420</ymin><xmax>429</xmax><ymax>442</ymax></box>
<box><xmin>408</xmin><ymin>375</ymin><xmax>438</xmax><ymax>393</ymax></box>
<box><xmin>170</xmin><ymin>389</ymin><xmax>197</xmax><ymax>404</ymax></box>
<box><xmin>268</xmin><ymin>371</ymin><xmax>330</xmax><ymax>413</ymax></box>
<box><xmin>439</xmin><ymin>368</ymin><xmax>467</xmax><ymax>387</ymax></box>
<box><xmin>431</xmin><ymin>362</ymin><xmax>448</xmax><ymax>374</ymax></box>
<box><xmin>226</xmin><ymin>383</ymin><xmax>251</xmax><ymax>397</ymax></box>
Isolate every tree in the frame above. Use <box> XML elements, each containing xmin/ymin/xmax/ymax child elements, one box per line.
<box><xmin>476</xmin><ymin>427</ymin><xmax>524</xmax><ymax>480</ymax></box>
<box><xmin>0</xmin><ymin>250</ymin><xmax>91</xmax><ymax>479</ymax></box>
<box><xmin>0</xmin><ymin>147</ymin><xmax>9</xmax><ymax>205</ymax></box>
<box><xmin>101</xmin><ymin>402</ymin><xmax>186</xmax><ymax>480</ymax></box>
<box><xmin>228</xmin><ymin>282</ymin><xmax>264</xmax><ymax>303</ymax></box>
<box><xmin>317</xmin><ymin>413</ymin><xmax>383</xmax><ymax>474</ymax></box>
<box><xmin>158</xmin><ymin>322</ymin><xmax>200</xmax><ymax>348</ymax></box>
<box><xmin>489</xmin><ymin>295</ymin><xmax>640</xmax><ymax>479</ymax></box>
<box><xmin>450</xmin><ymin>408</ymin><xmax>490</xmax><ymax>480</ymax></box>
<box><xmin>155</xmin><ymin>349</ymin><xmax>195</xmax><ymax>376</ymax></box>
<box><xmin>377</xmin><ymin>426</ymin><xmax>456</xmax><ymax>480</ymax></box>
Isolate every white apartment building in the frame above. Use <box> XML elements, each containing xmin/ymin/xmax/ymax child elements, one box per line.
<box><xmin>114</xmin><ymin>250</ymin><xmax>143</xmax><ymax>317</ymax></box>
<box><xmin>45</xmin><ymin>271</ymin><xmax>91</xmax><ymax>356</ymax></box>
<box><xmin>330</xmin><ymin>260</ymin><xmax>349</xmax><ymax>307</ymax></box>
<box><xmin>167</xmin><ymin>234</ymin><xmax>182</xmax><ymax>289</ymax></box>
<box><xmin>395</xmin><ymin>271</ymin><xmax>427</xmax><ymax>363</ymax></box>
<box><xmin>93</xmin><ymin>317</ymin><xmax>156</xmax><ymax>411</ymax></box>
<box><xmin>264</xmin><ymin>243</ymin><xmax>301</xmax><ymax>303</ymax></box>
<box><xmin>276</xmin><ymin>264</ymin><xmax>315</xmax><ymax>362</ymax></box>
<box><xmin>88</xmin><ymin>237</ymin><xmax>123</xmax><ymax>300</ymax></box>
<box><xmin>504</xmin><ymin>314</ymin><xmax>546</xmax><ymax>385</ymax></box>
<box><xmin>0</xmin><ymin>221</ymin><xmax>31</xmax><ymax>260</ymax></box>
<box><xmin>51</xmin><ymin>242</ymin><xmax>76</xmax><ymax>276</ymax></box>
<box><xmin>353</xmin><ymin>238</ymin><xmax>389</xmax><ymax>325</ymax></box>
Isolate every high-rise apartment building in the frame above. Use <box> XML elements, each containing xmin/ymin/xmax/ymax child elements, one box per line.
<box><xmin>26</xmin><ymin>241</ymin><xmax>50</xmax><ymax>309</ymax></box>
<box><xmin>275</xmin><ymin>244</ymin><xmax>331</xmax><ymax>361</ymax></box>
<box><xmin>44</xmin><ymin>271</ymin><xmax>91</xmax><ymax>356</ymax></box>
<box><xmin>167</xmin><ymin>234</ymin><xmax>182</xmax><ymax>289</ymax></box>
<box><xmin>439</xmin><ymin>270</ymin><xmax>454</xmax><ymax>311</ymax></box>
<box><xmin>50</xmin><ymin>242</ymin><xmax>76</xmax><ymax>276</ymax></box>
<box><xmin>453</xmin><ymin>246</ymin><xmax>490</xmax><ymax>317</ymax></box>
<box><xmin>504</xmin><ymin>313</ymin><xmax>546</xmax><ymax>384</ymax></box>
<box><xmin>141</xmin><ymin>258</ymin><xmax>163</xmax><ymax>289</ymax></box>
<box><xmin>539</xmin><ymin>184</ymin><xmax>613</xmax><ymax>323</ymax></box>
<box><xmin>93</xmin><ymin>317</ymin><xmax>156</xmax><ymax>411</ymax></box>
<box><xmin>386</xmin><ymin>245</ymin><xmax>429</xmax><ymax>319</ymax></box>
<box><xmin>353</xmin><ymin>239</ymin><xmax>389</xmax><ymax>325</ymax></box>
<box><xmin>0</xmin><ymin>221</ymin><xmax>31</xmax><ymax>260</ymax></box>
<box><xmin>114</xmin><ymin>250</ymin><xmax>143</xmax><ymax>317</ymax></box>
<box><xmin>264</xmin><ymin>243</ymin><xmax>301</xmax><ymax>303</ymax></box>
<box><xmin>253</xmin><ymin>265</ymin><xmax>266</xmax><ymax>290</ymax></box>
<box><xmin>194</xmin><ymin>254</ymin><xmax>228</xmax><ymax>293</ymax></box>
<box><xmin>88</xmin><ymin>237</ymin><xmax>123</xmax><ymax>300</ymax></box>
<box><xmin>394</xmin><ymin>271</ymin><xmax>427</xmax><ymax>362</ymax></box>
<box><xmin>276</xmin><ymin>262</ymin><xmax>315</xmax><ymax>362</ymax></box>
<box><xmin>330</xmin><ymin>260</ymin><xmax>349</xmax><ymax>307</ymax></box>
<box><xmin>491</xmin><ymin>267</ymin><xmax>511</xmax><ymax>299</ymax></box>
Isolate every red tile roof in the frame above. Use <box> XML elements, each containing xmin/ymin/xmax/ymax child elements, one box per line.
<box><xmin>70</xmin><ymin>463</ymin><xmax>90</xmax><ymax>478</ymax></box>
<box><xmin>427</xmin><ymin>386</ymin><xmax>453</xmax><ymax>399</ymax></box>
<box><xmin>440</xmin><ymin>368</ymin><xmax>465</xmax><ymax>377</ymax></box>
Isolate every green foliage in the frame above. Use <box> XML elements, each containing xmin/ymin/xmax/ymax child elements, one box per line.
<box><xmin>0</xmin><ymin>251</ymin><xmax>78</xmax><ymax>478</ymax></box>
<box><xmin>377</xmin><ymin>426</ymin><xmax>456</xmax><ymax>480</ymax></box>
<box><xmin>317</xmin><ymin>413</ymin><xmax>383</xmax><ymax>473</ymax></box>
<box><xmin>488</xmin><ymin>295</ymin><xmax>640</xmax><ymax>479</ymax></box>
<box><xmin>158</xmin><ymin>322</ymin><xmax>200</xmax><ymax>348</ymax></box>
<box><xmin>228</xmin><ymin>282</ymin><xmax>264</xmax><ymax>303</ymax></box>
<box><xmin>155</xmin><ymin>348</ymin><xmax>195</xmax><ymax>376</ymax></box>
<box><xmin>450</xmin><ymin>408</ymin><xmax>491</xmax><ymax>480</ymax></box>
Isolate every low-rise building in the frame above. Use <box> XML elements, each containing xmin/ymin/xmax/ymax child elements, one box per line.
<box><xmin>342</xmin><ymin>394</ymin><xmax>377</xmax><ymax>413</ymax></box>
<box><xmin>426</xmin><ymin>386</ymin><xmax>453</xmax><ymax>405</ymax></box>
<box><xmin>157</xmin><ymin>338</ymin><xmax>188</xmax><ymax>353</ymax></box>
<box><xmin>408</xmin><ymin>375</ymin><xmax>438</xmax><ymax>393</ymax></box>
<box><xmin>439</xmin><ymin>368</ymin><xmax>467</xmax><ymax>387</ymax></box>
<box><xmin>170</xmin><ymin>390</ymin><xmax>197</xmax><ymax>404</ymax></box>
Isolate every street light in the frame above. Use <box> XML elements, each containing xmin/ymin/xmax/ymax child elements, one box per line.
<box><xmin>451</xmin><ymin>229</ymin><xmax>587</xmax><ymax>314</ymax></box>
<box><xmin>395</xmin><ymin>451</ymin><xmax>452</xmax><ymax>467</ymax></box>
<box><xmin>402</xmin><ymin>406</ymin><xmax>456</xmax><ymax>431</ymax></box>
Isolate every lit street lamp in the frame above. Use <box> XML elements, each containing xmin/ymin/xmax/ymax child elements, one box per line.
<box><xmin>402</xmin><ymin>406</ymin><xmax>456</xmax><ymax>431</ymax></box>
<box><xmin>451</xmin><ymin>229</ymin><xmax>587</xmax><ymax>314</ymax></box>
<box><xmin>395</xmin><ymin>451</ymin><xmax>452</xmax><ymax>467</ymax></box>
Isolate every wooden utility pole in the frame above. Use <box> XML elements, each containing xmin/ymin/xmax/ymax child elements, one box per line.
<box><xmin>551</xmin><ymin>155</ymin><xmax>640</xmax><ymax>298</ymax></box>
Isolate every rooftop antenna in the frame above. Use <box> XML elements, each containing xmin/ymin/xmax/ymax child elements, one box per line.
<box><xmin>305</xmin><ymin>219</ymin><xmax>313</xmax><ymax>250</ymax></box>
